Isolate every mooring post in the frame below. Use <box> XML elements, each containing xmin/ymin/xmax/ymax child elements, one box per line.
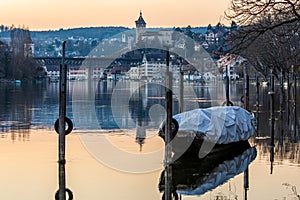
<box><xmin>55</xmin><ymin>41</ymin><xmax>73</xmax><ymax>200</ymax></box>
<box><xmin>287</xmin><ymin>70</ymin><xmax>291</xmax><ymax>130</ymax></box>
<box><xmin>179</xmin><ymin>58</ymin><xmax>184</xmax><ymax>113</ymax></box>
<box><xmin>225</xmin><ymin>66</ymin><xmax>230</xmax><ymax>106</ymax></box>
<box><xmin>269</xmin><ymin>70</ymin><xmax>275</xmax><ymax>147</ymax></box>
<box><xmin>293</xmin><ymin>66</ymin><xmax>297</xmax><ymax>142</ymax></box>
<box><xmin>270</xmin><ymin>145</ymin><xmax>274</xmax><ymax>174</ymax></box>
<box><xmin>58</xmin><ymin>41</ymin><xmax>67</xmax><ymax>200</ymax></box>
<box><xmin>244</xmin><ymin>167</ymin><xmax>249</xmax><ymax>200</ymax></box>
<box><xmin>279</xmin><ymin>69</ymin><xmax>284</xmax><ymax>149</ymax></box>
<box><xmin>268</xmin><ymin>70</ymin><xmax>275</xmax><ymax>175</ymax></box>
<box><xmin>243</xmin><ymin>62</ymin><xmax>249</xmax><ymax>110</ymax></box>
<box><xmin>255</xmin><ymin>73</ymin><xmax>260</xmax><ymax>137</ymax></box>
<box><xmin>243</xmin><ymin>63</ymin><xmax>250</xmax><ymax>200</ymax></box>
<box><xmin>164</xmin><ymin>47</ymin><xmax>173</xmax><ymax>200</ymax></box>
<box><xmin>255</xmin><ymin>73</ymin><xmax>259</xmax><ymax>107</ymax></box>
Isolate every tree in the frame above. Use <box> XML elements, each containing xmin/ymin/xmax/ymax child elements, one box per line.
<box><xmin>225</xmin><ymin>0</ymin><xmax>300</xmax><ymax>52</ymax></box>
<box><xmin>224</xmin><ymin>0</ymin><xmax>300</xmax><ymax>78</ymax></box>
<box><xmin>226</xmin><ymin>0</ymin><xmax>300</xmax><ymax>28</ymax></box>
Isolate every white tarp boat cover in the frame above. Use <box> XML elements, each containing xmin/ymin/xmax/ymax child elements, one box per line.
<box><xmin>173</xmin><ymin>106</ymin><xmax>256</xmax><ymax>144</ymax></box>
<box><xmin>177</xmin><ymin>146</ymin><xmax>257</xmax><ymax>195</ymax></box>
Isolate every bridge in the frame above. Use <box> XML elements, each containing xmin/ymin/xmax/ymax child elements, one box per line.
<box><xmin>34</xmin><ymin>56</ymin><xmax>142</xmax><ymax>80</ymax></box>
<box><xmin>35</xmin><ymin>57</ymin><xmax>117</xmax><ymax>69</ymax></box>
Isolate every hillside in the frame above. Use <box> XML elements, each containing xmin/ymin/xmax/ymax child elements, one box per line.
<box><xmin>0</xmin><ymin>26</ymin><xmax>208</xmax><ymax>41</ymax></box>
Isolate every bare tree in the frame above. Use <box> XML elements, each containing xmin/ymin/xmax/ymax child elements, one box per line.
<box><xmin>224</xmin><ymin>0</ymin><xmax>300</xmax><ymax>78</ymax></box>
<box><xmin>225</xmin><ymin>0</ymin><xmax>300</xmax><ymax>53</ymax></box>
<box><xmin>233</xmin><ymin>18</ymin><xmax>300</xmax><ymax>78</ymax></box>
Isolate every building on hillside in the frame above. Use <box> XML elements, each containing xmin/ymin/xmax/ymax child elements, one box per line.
<box><xmin>134</xmin><ymin>12</ymin><xmax>173</xmax><ymax>47</ymax></box>
<box><xmin>135</xmin><ymin>11</ymin><xmax>147</xmax><ymax>42</ymax></box>
<box><xmin>205</xmin><ymin>23</ymin><xmax>228</xmax><ymax>44</ymax></box>
<box><xmin>126</xmin><ymin>54</ymin><xmax>180</xmax><ymax>81</ymax></box>
<box><xmin>217</xmin><ymin>53</ymin><xmax>246</xmax><ymax>80</ymax></box>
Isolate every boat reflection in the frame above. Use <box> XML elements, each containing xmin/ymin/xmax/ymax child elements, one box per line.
<box><xmin>158</xmin><ymin>141</ymin><xmax>257</xmax><ymax>199</ymax></box>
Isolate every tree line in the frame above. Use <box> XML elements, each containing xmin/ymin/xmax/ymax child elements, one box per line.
<box><xmin>225</xmin><ymin>0</ymin><xmax>300</xmax><ymax>79</ymax></box>
<box><xmin>0</xmin><ymin>28</ymin><xmax>45</xmax><ymax>80</ymax></box>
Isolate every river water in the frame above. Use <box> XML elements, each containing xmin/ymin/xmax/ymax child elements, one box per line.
<box><xmin>0</xmin><ymin>79</ymin><xmax>299</xmax><ymax>200</ymax></box>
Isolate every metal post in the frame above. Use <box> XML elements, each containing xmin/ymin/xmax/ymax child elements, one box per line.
<box><xmin>179</xmin><ymin>58</ymin><xmax>184</xmax><ymax>113</ymax></box>
<box><xmin>279</xmin><ymin>69</ymin><xmax>284</xmax><ymax>149</ymax></box>
<box><xmin>255</xmin><ymin>73</ymin><xmax>260</xmax><ymax>137</ymax></box>
<box><xmin>243</xmin><ymin>63</ymin><xmax>250</xmax><ymax>189</ymax></box>
<box><xmin>293</xmin><ymin>66</ymin><xmax>297</xmax><ymax>142</ymax></box>
<box><xmin>244</xmin><ymin>167</ymin><xmax>249</xmax><ymax>200</ymax></box>
<box><xmin>225</xmin><ymin>66</ymin><xmax>230</xmax><ymax>106</ymax></box>
<box><xmin>256</xmin><ymin>73</ymin><xmax>260</xmax><ymax>108</ymax></box>
<box><xmin>243</xmin><ymin>62</ymin><xmax>249</xmax><ymax>110</ymax></box>
<box><xmin>58</xmin><ymin>41</ymin><xmax>67</xmax><ymax>200</ymax></box>
<box><xmin>270</xmin><ymin>145</ymin><xmax>274</xmax><ymax>174</ymax></box>
<box><xmin>268</xmin><ymin>70</ymin><xmax>275</xmax><ymax>175</ymax></box>
<box><xmin>269</xmin><ymin>71</ymin><xmax>275</xmax><ymax>147</ymax></box>
<box><xmin>164</xmin><ymin>47</ymin><xmax>173</xmax><ymax>200</ymax></box>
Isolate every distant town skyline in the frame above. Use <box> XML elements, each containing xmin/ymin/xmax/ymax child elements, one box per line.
<box><xmin>2</xmin><ymin>0</ymin><xmax>230</xmax><ymax>31</ymax></box>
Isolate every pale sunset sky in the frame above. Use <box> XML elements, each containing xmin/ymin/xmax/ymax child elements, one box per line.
<box><xmin>1</xmin><ymin>0</ymin><xmax>231</xmax><ymax>30</ymax></box>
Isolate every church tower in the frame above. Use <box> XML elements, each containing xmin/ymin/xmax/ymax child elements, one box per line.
<box><xmin>135</xmin><ymin>11</ymin><xmax>146</xmax><ymax>42</ymax></box>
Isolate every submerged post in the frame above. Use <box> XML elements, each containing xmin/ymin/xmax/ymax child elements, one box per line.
<box><xmin>225</xmin><ymin>66</ymin><xmax>230</xmax><ymax>106</ymax></box>
<box><xmin>268</xmin><ymin>70</ymin><xmax>275</xmax><ymax>174</ymax></box>
<box><xmin>179</xmin><ymin>58</ymin><xmax>184</xmax><ymax>113</ymax></box>
<box><xmin>279</xmin><ymin>69</ymin><xmax>284</xmax><ymax>148</ymax></box>
<box><xmin>269</xmin><ymin>71</ymin><xmax>275</xmax><ymax>147</ymax></box>
<box><xmin>255</xmin><ymin>73</ymin><xmax>260</xmax><ymax>108</ymax></box>
<box><xmin>293</xmin><ymin>66</ymin><xmax>297</xmax><ymax>142</ymax></box>
<box><xmin>255</xmin><ymin>73</ymin><xmax>260</xmax><ymax>137</ymax></box>
<box><xmin>244</xmin><ymin>167</ymin><xmax>249</xmax><ymax>200</ymax></box>
<box><xmin>164</xmin><ymin>47</ymin><xmax>173</xmax><ymax>200</ymax></box>
<box><xmin>243</xmin><ymin>62</ymin><xmax>249</xmax><ymax>110</ymax></box>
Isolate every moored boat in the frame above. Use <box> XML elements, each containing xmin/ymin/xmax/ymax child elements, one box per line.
<box><xmin>158</xmin><ymin>106</ymin><xmax>256</xmax><ymax>156</ymax></box>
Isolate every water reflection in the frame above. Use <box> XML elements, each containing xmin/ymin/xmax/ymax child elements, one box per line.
<box><xmin>1</xmin><ymin>80</ymin><xmax>300</xmax><ymax>199</ymax></box>
<box><xmin>95</xmin><ymin>81</ymin><xmax>211</xmax><ymax>130</ymax></box>
<box><xmin>159</xmin><ymin>141</ymin><xmax>257</xmax><ymax>199</ymax></box>
<box><xmin>0</xmin><ymin>81</ymin><xmax>51</xmax><ymax>140</ymax></box>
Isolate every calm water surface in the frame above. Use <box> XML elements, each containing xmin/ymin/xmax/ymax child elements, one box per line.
<box><xmin>0</xmin><ymin>80</ymin><xmax>299</xmax><ymax>200</ymax></box>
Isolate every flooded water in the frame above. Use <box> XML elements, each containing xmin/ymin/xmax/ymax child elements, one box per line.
<box><xmin>0</xmin><ymin>79</ymin><xmax>299</xmax><ymax>200</ymax></box>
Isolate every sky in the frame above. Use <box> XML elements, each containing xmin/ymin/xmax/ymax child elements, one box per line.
<box><xmin>1</xmin><ymin>0</ymin><xmax>231</xmax><ymax>31</ymax></box>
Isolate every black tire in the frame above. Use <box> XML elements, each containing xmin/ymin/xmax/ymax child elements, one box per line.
<box><xmin>55</xmin><ymin>188</ymin><xmax>73</xmax><ymax>200</ymax></box>
<box><xmin>241</xmin><ymin>95</ymin><xmax>244</xmax><ymax>103</ymax></box>
<box><xmin>222</xmin><ymin>100</ymin><xmax>234</xmax><ymax>106</ymax></box>
<box><xmin>159</xmin><ymin>118</ymin><xmax>179</xmax><ymax>141</ymax></box>
<box><xmin>54</xmin><ymin>117</ymin><xmax>73</xmax><ymax>135</ymax></box>
<box><xmin>161</xmin><ymin>191</ymin><xmax>179</xmax><ymax>200</ymax></box>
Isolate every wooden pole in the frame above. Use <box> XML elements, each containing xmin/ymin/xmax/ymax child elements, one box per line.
<box><xmin>287</xmin><ymin>70</ymin><xmax>291</xmax><ymax>131</ymax></box>
<box><xmin>255</xmin><ymin>73</ymin><xmax>260</xmax><ymax>137</ymax></box>
<box><xmin>269</xmin><ymin>70</ymin><xmax>275</xmax><ymax>174</ymax></box>
<box><xmin>279</xmin><ymin>69</ymin><xmax>284</xmax><ymax>149</ymax></box>
<box><xmin>225</xmin><ymin>66</ymin><xmax>230</xmax><ymax>106</ymax></box>
<box><xmin>179</xmin><ymin>58</ymin><xmax>184</xmax><ymax>113</ymax></box>
<box><xmin>243</xmin><ymin>62</ymin><xmax>249</xmax><ymax>110</ymax></box>
<box><xmin>244</xmin><ymin>167</ymin><xmax>249</xmax><ymax>200</ymax></box>
<box><xmin>293</xmin><ymin>66</ymin><xmax>297</xmax><ymax>142</ymax></box>
<box><xmin>164</xmin><ymin>47</ymin><xmax>173</xmax><ymax>200</ymax></box>
<box><xmin>243</xmin><ymin>63</ymin><xmax>250</xmax><ymax>200</ymax></box>
<box><xmin>58</xmin><ymin>41</ymin><xmax>67</xmax><ymax>200</ymax></box>
<box><xmin>269</xmin><ymin>71</ymin><xmax>275</xmax><ymax>147</ymax></box>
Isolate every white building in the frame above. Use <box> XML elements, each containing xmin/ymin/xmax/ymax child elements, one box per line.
<box><xmin>127</xmin><ymin>54</ymin><xmax>180</xmax><ymax>81</ymax></box>
<box><xmin>217</xmin><ymin>53</ymin><xmax>246</xmax><ymax>80</ymax></box>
